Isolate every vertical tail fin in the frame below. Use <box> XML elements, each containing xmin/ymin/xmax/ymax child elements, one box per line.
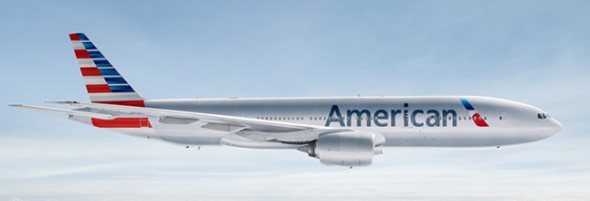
<box><xmin>69</xmin><ymin>33</ymin><xmax>145</xmax><ymax>107</ymax></box>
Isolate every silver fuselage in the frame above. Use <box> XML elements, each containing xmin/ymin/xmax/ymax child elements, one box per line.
<box><xmin>73</xmin><ymin>96</ymin><xmax>561</xmax><ymax>149</ymax></box>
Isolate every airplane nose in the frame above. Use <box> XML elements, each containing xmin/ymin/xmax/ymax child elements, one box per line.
<box><xmin>549</xmin><ymin>118</ymin><xmax>563</xmax><ymax>136</ymax></box>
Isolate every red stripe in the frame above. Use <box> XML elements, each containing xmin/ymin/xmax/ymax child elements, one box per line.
<box><xmin>94</xmin><ymin>100</ymin><xmax>145</xmax><ymax>107</ymax></box>
<box><xmin>86</xmin><ymin>84</ymin><xmax>112</xmax><ymax>93</ymax></box>
<box><xmin>92</xmin><ymin>117</ymin><xmax>152</xmax><ymax>128</ymax></box>
<box><xmin>472</xmin><ymin>113</ymin><xmax>489</xmax><ymax>127</ymax></box>
<box><xmin>69</xmin><ymin>33</ymin><xmax>80</xmax><ymax>41</ymax></box>
<box><xmin>74</xmin><ymin>50</ymin><xmax>91</xmax><ymax>58</ymax></box>
<box><xmin>80</xmin><ymin>67</ymin><xmax>102</xmax><ymax>76</ymax></box>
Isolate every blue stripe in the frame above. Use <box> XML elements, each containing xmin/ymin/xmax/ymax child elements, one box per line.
<box><xmin>105</xmin><ymin>77</ymin><xmax>128</xmax><ymax>84</ymax></box>
<box><xmin>109</xmin><ymin>85</ymin><xmax>135</xmax><ymax>92</ymax></box>
<box><xmin>460</xmin><ymin>98</ymin><xmax>475</xmax><ymax>110</ymax></box>
<box><xmin>98</xmin><ymin>68</ymin><xmax>120</xmax><ymax>76</ymax></box>
<box><xmin>77</xmin><ymin>33</ymin><xmax>89</xmax><ymax>40</ymax></box>
<box><xmin>88</xmin><ymin>51</ymin><xmax>105</xmax><ymax>58</ymax></box>
<box><xmin>94</xmin><ymin>60</ymin><xmax>112</xmax><ymax>67</ymax></box>
<box><xmin>82</xmin><ymin>42</ymin><xmax>96</xmax><ymax>49</ymax></box>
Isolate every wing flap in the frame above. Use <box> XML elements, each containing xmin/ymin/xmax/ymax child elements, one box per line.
<box><xmin>158</xmin><ymin>116</ymin><xmax>199</xmax><ymax>125</ymax></box>
<box><xmin>202</xmin><ymin>123</ymin><xmax>245</xmax><ymax>132</ymax></box>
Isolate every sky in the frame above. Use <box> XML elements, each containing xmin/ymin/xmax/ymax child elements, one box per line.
<box><xmin>1</xmin><ymin>0</ymin><xmax>589</xmax><ymax>200</ymax></box>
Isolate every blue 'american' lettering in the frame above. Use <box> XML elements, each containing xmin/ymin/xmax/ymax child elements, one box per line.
<box><xmin>325</xmin><ymin>104</ymin><xmax>457</xmax><ymax>127</ymax></box>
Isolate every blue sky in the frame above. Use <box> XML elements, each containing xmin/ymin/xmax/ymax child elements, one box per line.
<box><xmin>1</xmin><ymin>0</ymin><xmax>589</xmax><ymax>200</ymax></box>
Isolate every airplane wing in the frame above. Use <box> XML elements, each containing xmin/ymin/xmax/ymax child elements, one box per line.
<box><xmin>13</xmin><ymin>101</ymin><xmax>352</xmax><ymax>143</ymax></box>
<box><xmin>9</xmin><ymin>104</ymin><xmax>115</xmax><ymax>120</ymax></box>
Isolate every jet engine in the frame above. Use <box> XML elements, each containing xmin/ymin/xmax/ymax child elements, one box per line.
<box><xmin>301</xmin><ymin>132</ymin><xmax>385</xmax><ymax>167</ymax></box>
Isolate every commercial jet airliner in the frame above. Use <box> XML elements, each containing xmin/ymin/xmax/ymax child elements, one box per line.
<box><xmin>10</xmin><ymin>33</ymin><xmax>563</xmax><ymax>167</ymax></box>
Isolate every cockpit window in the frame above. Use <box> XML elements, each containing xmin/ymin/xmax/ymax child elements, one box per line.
<box><xmin>537</xmin><ymin>113</ymin><xmax>549</xmax><ymax>119</ymax></box>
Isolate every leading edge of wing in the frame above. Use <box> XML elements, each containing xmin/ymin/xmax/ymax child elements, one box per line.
<box><xmin>52</xmin><ymin>101</ymin><xmax>352</xmax><ymax>134</ymax></box>
<box><xmin>9</xmin><ymin>104</ymin><xmax>115</xmax><ymax>120</ymax></box>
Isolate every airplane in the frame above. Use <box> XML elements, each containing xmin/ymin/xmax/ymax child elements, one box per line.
<box><xmin>10</xmin><ymin>33</ymin><xmax>563</xmax><ymax>167</ymax></box>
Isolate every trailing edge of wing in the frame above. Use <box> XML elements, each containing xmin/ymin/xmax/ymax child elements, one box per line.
<box><xmin>9</xmin><ymin>104</ymin><xmax>115</xmax><ymax>120</ymax></box>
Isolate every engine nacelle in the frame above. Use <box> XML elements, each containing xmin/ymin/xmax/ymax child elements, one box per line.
<box><xmin>305</xmin><ymin>132</ymin><xmax>384</xmax><ymax>167</ymax></box>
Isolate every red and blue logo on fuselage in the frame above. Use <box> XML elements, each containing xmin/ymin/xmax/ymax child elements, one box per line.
<box><xmin>460</xmin><ymin>98</ymin><xmax>489</xmax><ymax>127</ymax></box>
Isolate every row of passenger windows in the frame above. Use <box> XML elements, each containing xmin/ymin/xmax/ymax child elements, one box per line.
<box><xmin>256</xmin><ymin>116</ymin><xmax>307</xmax><ymax>121</ymax></box>
<box><xmin>256</xmin><ymin>116</ymin><xmax>489</xmax><ymax>121</ymax></box>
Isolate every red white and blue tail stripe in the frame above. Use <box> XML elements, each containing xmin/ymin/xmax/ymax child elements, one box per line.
<box><xmin>69</xmin><ymin>33</ymin><xmax>144</xmax><ymax>107</ymax></box>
